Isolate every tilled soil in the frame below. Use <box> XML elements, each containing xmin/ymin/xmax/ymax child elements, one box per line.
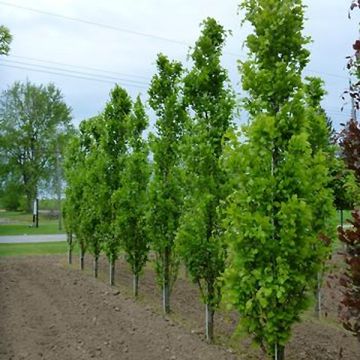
<box><xmin>0</xmin><ymin>254</ymin><xmax>360</xmax><ymax>360</ymax></box>
<box><xmin>0</xmin><ymin>256</ymin><xmax>236</xmax><ymax>360</ymax></box>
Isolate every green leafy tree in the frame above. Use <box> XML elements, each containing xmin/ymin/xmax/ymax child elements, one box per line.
<box><xmin>63</xmin><ymin>134</ymin><xmax>87</xmax><ymax>269</ymax></box>
<box><xmin>148</xmin><ymin>54</ymin><xmax>186</xmax><ymax>314</ymax></box>
<box><xmin>101</xmin><ymin>85</ymin><xmax>131</xmax><ymax>285</ymax></box>
<box><xmin>223</xmin><ymin>1</ymin><xmax>334</xmax><ymax>358</ymax></box>
<box><xmin>0</xmin><ymin>81</ymin><xmax>72</xmax><ymax>212</ymax></box>
<box><xmin>77</xmin><ymin>117</ymin><xmax>106</xmax><ymax>277</ymax></box>
<box><xmin>0</xmin><ymin>25</ymin><xmax>12</xmax><ymax>55</ymax></box>
<box><xmin>176</xmin><ymin>18</ymin><xmax>235</xmax><ymax>342</ymax></box>
<box><xmin>303</xmin><ymin>76</ymin><xmax>337</xmax><ymax>318</ymax></box>
<box><xmin>113</xmin><ymin>96</ymin><xmax>150</xmax><ymax>297</ymax></box>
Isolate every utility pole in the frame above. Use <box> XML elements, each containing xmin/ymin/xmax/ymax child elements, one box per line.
<box><xmin>32</xmin><ymin>198</ymin><xmax>39</xmax><ymax>228</ymax></box>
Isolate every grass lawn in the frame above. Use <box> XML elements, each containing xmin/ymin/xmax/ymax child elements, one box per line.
<box><xmin>0</xmin><ymin>210</ymin><xmax>65</xmax><ymax>235</ymax></box>
<box><xmin>0</xmin><ymin>241</ymin><xmax>76</xmax><ymax>257</ymax></box>
<box><xmin>0</xmin><ymin>223</ymin><xmax>64</xmax><ymax>236</ymax></box>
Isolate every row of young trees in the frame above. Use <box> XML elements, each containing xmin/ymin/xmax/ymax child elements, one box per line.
<box><xmin>64</xmin><ymin>17</ymin><xmax>235</xmax><ymax>343</ymax></box>
<box><xmin>63</xmin><ymin>2</ymin><xmax>353</xmax><ymax>359</ymax></box>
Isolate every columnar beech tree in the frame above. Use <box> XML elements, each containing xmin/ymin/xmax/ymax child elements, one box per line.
<box><xmin>63</xmin><ymin>134</ymin><xmax>87</xmax><ymax>270</ymax></box>
<box><xmin>148</xmin><ymin>54</ymin><xmax>186</xmax><ymax>314</ymax></box>
<box><xmin>101</xmin><ymin>86</ymin><xmax>131</xmax><ymax>286</ymax></box>
<box><xmin>78</xmin><ymin>117</ymin><xmax>106</xmax><ymax>278</ymax></box>
<box><xmin>304</xmin><ymin>76</ymin><xmax>336</xmax><ymax>318</ymax></box>
<box><xmin>176</xmin><ymin>18</ymin><xmax>235</xmax><ymax>342</ymax></box>
<box><xmin>223</xmin><ymin>1</ymin><xmax>334</xmax><ymax>359</ymax></box>
<box><xmin>113</xmin><ymin>96</ymin><xmax>150</xmax><ymax>297</ymax></box>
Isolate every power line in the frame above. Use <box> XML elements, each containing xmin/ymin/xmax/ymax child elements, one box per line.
<box><xmin>10</xmin><ymin>55</ymin><xmax>151</xmax><ymax>81</ymax></box>
<box><xmin>8</xmin><ymin>54</ymin><xmax>349</xmax><ymax>87</ymax></box>
<box><xmin>303</xmin><ymin>69</ymin><xmax>348</xmax><ymax>80</ymax></box>
<box><xmin>1</xmin><ymin>2</ymin><xmax>351</xmax><ymax>77</ymax></box>
<box><xmin>0</xmin><ymin>1</ymin><xmax>188</xmax><ymax>46</ymax></box>
<box><xmin>0</xmin><ymin>63</ymin><xmax>148</xmax><ymax>89</ymax></box>
<box><xmin>2</xmin><ymin>58</ymin><xmax>149</xmax><ymax>87</ymax></box>
<box><xmin>0</xmin><ymin>1</ymin><xmax>240</xmax><ymax>58</ymax></box>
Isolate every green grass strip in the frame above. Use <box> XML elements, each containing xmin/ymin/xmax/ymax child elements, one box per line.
<box><xmin>0</xmin><ymin>241</ymin><xmax>72</xmax><ymax>257</ymax></box>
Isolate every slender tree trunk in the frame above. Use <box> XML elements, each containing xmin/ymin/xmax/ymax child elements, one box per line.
<box><xmin>274</xmin><ymin>344</ymin><xmax>285</xmax><ymax>360</ymax></box>
<box><xmin>163</xmin><ymin>246</ymin><xmax>171</xmax><ymax>314</ymax></box>
<box><xmin>205</xmin><ymin>281</ymin><xmax>215</xmax><ymax>343</ymax></box>
<box><xmin>340</xmin><ymin>209</ymin><xmax>344</xmax><ymax>230</ymax></box>
<box><xmin>314</xmin><ymin>272</ymin><xmax>321</xmax><ymax>319</ymax></box>
<box><xmin>133</xmin><ymin>273</ymin><xmax>139</xmax><ymax>298</ymax></box>
<box><xmin>94</xmin><ymin>255</ymin><xmax>99</xmax><ymax>278</ymax></box>
<box><xmin>67</xmin><ymin>233</ymin><xmax>72</xmax><ymax>265</ymax></box>
<box><xmin>109</xmin><ymin>257</ymin><xmax>115</xmax><ymax>286</ymax></box>
<box><xmin>80</xmin><ymin>247</ymin><xmax>85</xmax><ymax>270</ymax></box>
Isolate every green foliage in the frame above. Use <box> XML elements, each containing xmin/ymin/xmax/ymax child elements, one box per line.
<box><xmin>0</xmin><ymin>81</ymin><xmax>72</xmax><ymax>212</ymax></box>
<box><xmin>77</xmin><ymin>116</ymin><xmax>106</xmax><ymax>260</ymax></box>
<box><xmin>113</xmin><ymin>96</ymin><xmax>150</xmax><ymax>280</ymax></box>
<box><xmin>0</xmin><ymin>25</ymin><xmax>12</xmax><ymax>55</ymax></box>
<box><xmin>0</xmin><ymin>181</ymin><xmax>23</xmax><ymax>211</ymax></box>
<box><xmin>223</xmin><ymin>0</ymin><xmax>334</xmax><ymax>356</ymax></box>
<box><xmin>63</xmin><ymin>132</ymin><xmax>87</xmax><ymax>254</ymax></box>
<box><xmin>148</xmin><ymin>54</ymin><xmax>186</xmax><ymax>306</ymax></box>
<box><xmin>176</xmin><ymin>17</ymin><xmax>235</xmax><ymax>334</ymax></box>
<box><xmin>101</xmin><ymin>86</ymin><xmax>132</xmax><ymax>264</ymax></box>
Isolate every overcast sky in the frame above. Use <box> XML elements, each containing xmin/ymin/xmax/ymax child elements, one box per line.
<box><xmin>0</xmin><ymin>0</ymin><xmax>359</xmax><ymax>129</ymax></box>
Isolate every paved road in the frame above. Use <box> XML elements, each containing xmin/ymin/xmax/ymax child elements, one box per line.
<box><xmin>0</xmin><ymin>234</ymin><xmax>66</xmax><ymax>243</ymax></box>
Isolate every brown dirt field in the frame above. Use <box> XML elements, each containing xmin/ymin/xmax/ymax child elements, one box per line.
<box><xmin>0</xmin><ymin>254</ymin><xmax>359</xmax><ymax>360</ymax></box>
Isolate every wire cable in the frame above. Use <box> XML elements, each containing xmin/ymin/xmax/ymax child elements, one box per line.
<box><xmin>0</xmin><ymin>63</ymin><xmax>148</xmax><ymax>89</ymax></box>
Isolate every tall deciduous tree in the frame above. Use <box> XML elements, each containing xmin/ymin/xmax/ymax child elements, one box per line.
<box><xmin>223</xmin><ymin>1</ymin><xmax>334</xmax><ymax>358</ymax></box>
<box><xmin>77</xmin><ymin>117</ymin><xmax>106</xmax><ymax>278</ymax></box>
<box><xmin>176</xmin><ymin>17</ymin><xmax>235</xmax><ymax>342</ymax></box>
<box><xmin>304</xmin><ymin>76</ymin><xmax>337</xmax><ymax>318</ymax></box>
<box><xmin>336</xmin><ymin>1</ymin><xmax>360</xmax><ymax>342</ymax></box>
<box><xmin>338</xmin><ymin>210</ymin><xmax>360</xmax><ymax>343</ymax></box>
<box><xmin>102</xmin><ymin>85</ymin><xmax>131</xmax><ymax>286</ymax></box>
<box><xmin>0</xmin><ymin>81</ymin><xmax>72</xmax><ymax>212</ymax></box>
<box><xmin>63</xmin><ymin>133</ymin><xmax>87</xmax><ymax>269</ymax></box>
<box><xmin>113</xmin><ymin>96</ymin><xmax>150</xmax><ymax>297</ymax></box>
<box><xmin>148</xmin><ymin>54</ymin><xmax>186</xmax><ymax>314</ymax></box>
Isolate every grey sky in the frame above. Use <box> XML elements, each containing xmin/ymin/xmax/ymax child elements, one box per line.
<box><xmin>0</xmin><ymin>0</ymin><xmax>358</xmax><ymax>129</ymax></box>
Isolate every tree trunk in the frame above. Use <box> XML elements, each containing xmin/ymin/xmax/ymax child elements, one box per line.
<box><xmin>133</xmin><ymin>273</ymin><xmax>139</xmax><ymax>298</ymax></box>
<box><xmin>109</xmin><ymin>258</ymin><xmax>115</xmax><ymax>286</ymax></box>
<box><xmin>205</xmin><ymin>281</ymin><xmax>215</xmax><ymax>343</ymax></box>
<box><xmin>274</xmin><ymin>344</ymin><xmax>285</xmax><ymax>360</ymax></box>
<box><xmin>340</xmin><ymin>209</ymin><xmax>344</xmax><ymax>230</ymax></box>
<box><xmin>67</xmin><ymin>233</ymin><xmax>72</xmax><ymax>265</ymax></box>
<box><xmin>314</xmin><ymin>271</ymin><xmax>321</xmax><ymax>319</ymax></box>
<box><xmin>80</xmin><ymin>247</ymin><xmax>85</xmax><ymax>270</ymax></box>
<box><xmin>163</xmin><ymin>246</ymin><xmax>171</xmax><ymax>314</ymax></box>
<box><xmin>205</xmin><ymin>302</ymin><xmax>215</xmax><ymax>342</ymax></box>
<box><xmin>94</xmin><ymin>255</ymin><xmax>99</xmax><ymax>278</ymax></box>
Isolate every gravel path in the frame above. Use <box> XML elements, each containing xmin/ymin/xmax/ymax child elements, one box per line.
<box><xmin>0</xmin><ymin>234</ymin><xmax>66</xmax><ymax>243</ymax></box>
